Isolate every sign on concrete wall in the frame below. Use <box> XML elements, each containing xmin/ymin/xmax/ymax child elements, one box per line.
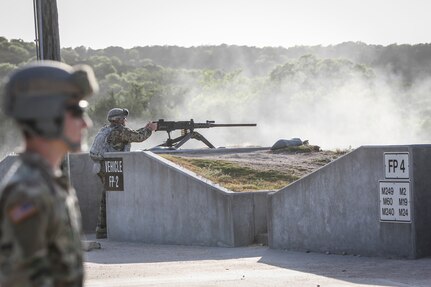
<box><xmin>102</xmin><ymin>157</ymin><xmax>124</xmax><ymax>191</ymax></box>
<box><xmin>384</xmin><ymin>152</ymin><xmax>409</xmax><ymax>179</ymax></box>
<box><xmin>380</xmin><ymin>152</ymin><xmax>411</xmax><ymax>223</ymax></box>
<box><xmin>379</xmin><ymin>181</ymin><xmax>411</xmax><ymax>222</ymax></box>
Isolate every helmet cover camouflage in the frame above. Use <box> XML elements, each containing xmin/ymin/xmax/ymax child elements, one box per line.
<box><xmin>107</xmin><ymin>108</ymin><xmax>129</xmax><ymax>122</ymax></box>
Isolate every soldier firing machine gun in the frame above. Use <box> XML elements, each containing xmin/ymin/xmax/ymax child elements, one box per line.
<box><xmin>152</xmin><ymin>119</ymin><xmax>257</xmax><ymax>149</ymax></box>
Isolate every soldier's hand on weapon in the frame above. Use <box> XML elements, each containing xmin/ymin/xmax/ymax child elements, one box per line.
<box><xmin>145</xmin><ymin>121</ymin><xmax>158</xmax><ymax>131</ymax></box>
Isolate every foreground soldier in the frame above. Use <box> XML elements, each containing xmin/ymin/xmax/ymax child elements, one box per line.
<box><xmin>0</xmin><ymin>61</ymin><xmax>98</xmax><ymax>286</ymax></box>
<box><xmin>89</xmin><ymin>108</ymin><xmax>157</xmax><ymax>238</ymax></box>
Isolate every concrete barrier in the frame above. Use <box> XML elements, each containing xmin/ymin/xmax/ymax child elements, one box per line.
<box><xmin>268</xmin><ymin>145</ymin><xmax>431</xmax><ymax>259</ymax></box>
<box><xmin>68</xmin><ymin>151</ymin><xmax>268</xmax><ymax>247</ymax></box>
<box><xmin>3</xmin><ymin>145</ymin><xmax>430</xmax><ymax>257</ymax></box>
<box><xmin>68</xmin><ymin>153</ymin><xmax>103</xmax><ymax>234</ymax></box>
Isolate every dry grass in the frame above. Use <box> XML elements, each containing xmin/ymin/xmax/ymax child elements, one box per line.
<box><xmin>161</xmin><ymin>155</ymin><xmax>299</xmax><ymax>192</ymax></box>
<box><xmin>160</xmin><ymin>146</ymin><xmax>348</xmax><ymax>192</ymax></box>
<box><xmin>271</xmin><ymin>145</ymin><xmax>321</xmax><ymax>154</ymax></box>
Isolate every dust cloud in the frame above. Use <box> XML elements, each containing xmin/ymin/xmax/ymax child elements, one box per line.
<box><xmin>143</xmin><ymin>67</ymin><xmax>431</xmax><ymax>151</ymax></box>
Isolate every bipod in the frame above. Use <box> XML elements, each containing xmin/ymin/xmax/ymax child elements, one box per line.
<box><xmin>156</xmin><ymin>130</ymin><xmax>215</xmax><ymax>149</ymax></box>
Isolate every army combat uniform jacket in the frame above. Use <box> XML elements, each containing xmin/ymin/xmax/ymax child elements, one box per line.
<box><xmin>0</xmin><ymin>152</ymin><xmax>83</xmax><ymax>287</ymax></box>
<box><xmin>90</xmin><ymin>124</ymin><xmax>152</xmax><ymax>161</ymax></box>
<box><xmin>107</xmin><ymin>124</ymin><xmax>152</xmax><ymax>152</ymax></box>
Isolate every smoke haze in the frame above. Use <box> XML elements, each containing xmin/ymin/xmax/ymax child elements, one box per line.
<box><xmin>133</xmin><ymin>59</ymin><xmax>431</xmax><ymax>151</ymax></box>
<box><xmin>1</xmin><ymin>44</ymin><xmax>431</xmax><ymax>156</ymax></box>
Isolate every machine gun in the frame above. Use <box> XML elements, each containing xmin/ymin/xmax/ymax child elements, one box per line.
<box><xmin>152</xmin><ymin>119</ymin><xmax>257</xmax><ymax>149</ymax></box>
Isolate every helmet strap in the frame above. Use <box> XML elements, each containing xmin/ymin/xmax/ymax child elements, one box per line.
<box><xmin>60</xmin><ymin>134</ymin><xmax>82</xmax><ymax>152</ymax></box>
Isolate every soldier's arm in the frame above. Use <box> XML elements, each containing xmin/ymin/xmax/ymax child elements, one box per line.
<box><xmin>1</xmin><ymin>182</ymin><xmax>54</xmax><ymax>286</ymax></box>
<box><xmin>135</xmin><ymin>122</ymin><xmax>157</xmax><ymax>141</ymax></box>
<box><xmin>121</xmin><ymin>126</ymin><xmax>153</xmax><ymax>143</ymax></box>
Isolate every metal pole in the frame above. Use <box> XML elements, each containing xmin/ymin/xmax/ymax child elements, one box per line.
<box><xmin>33</xmin><ymin>0</ymin><xmax>39</xmax><ymax>59</ymax></box>
<box><xmin>38</xmin><ymin>0</ymin><xmax>44</xmax><ymax>60</ymax></box>
<box><xmin>33</xmin><ymin>0</ymin><xmax>61</xmax><ymax>61</ymax></box>
<box><xmin>33</xmin><ymin>0</ymin><xmax>44</xmax><ymax>60</ymax></box>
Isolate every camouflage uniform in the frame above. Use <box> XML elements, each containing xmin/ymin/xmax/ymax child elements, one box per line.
<box><xmin>91</xmin><ymin>120</ymin><xmax>152</xmax><ymax>238</ymax></box>
<box><xmin>0</xmin><ymin>152</ymin><xmax>83</xmax><ymax>287</ymax></box>
<box><xmin>1</xmin><ymin>60</ymin><xmax>97</xmax><ymax>286</ymax></box>
<box><xmin>107</xmin><ymin>124</ymin><xmax>153</xmax><ymax>151</ymax></box>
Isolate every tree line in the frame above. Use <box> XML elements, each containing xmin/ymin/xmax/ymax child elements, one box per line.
<box><xmin>1</xmin><ymin>37</ymin><xmax>430</xmax><ymax>155</ymax></box>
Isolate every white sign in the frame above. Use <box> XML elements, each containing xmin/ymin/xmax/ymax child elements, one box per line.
<box><xmin>384</xmin><ymin>152</ymin><xmax>409</xmax><ymax>179</ymax></box>
<box><xmin>379</xmin><ymin>181</ymin><xmax>411</xmax><ymax>222</ymax></box>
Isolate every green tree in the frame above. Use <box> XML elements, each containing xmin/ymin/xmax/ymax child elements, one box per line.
<box><xmin>0</xmin><ymin>63</ymin><xmax>16</xmax><ymax>79</ymax></box>
<box><xmin>62</xmin><ymin>48</ymin><xmax>80</xmax><ymax>64</ymax></box>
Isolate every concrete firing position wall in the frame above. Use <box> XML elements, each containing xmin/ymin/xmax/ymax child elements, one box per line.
<box><xmin>69</xmin><ymin>153</ymin><xmax>103</xmax><ymax>234</ymax></box>
<box><xmin>269</xmin><ymin>145</ymin><xmax>431</xmax><ymax>259</ymax></box>
<box><xmin>101</xmin><ymin>151</ymin><xmax>266</xmax><ymax>247</ymax></box>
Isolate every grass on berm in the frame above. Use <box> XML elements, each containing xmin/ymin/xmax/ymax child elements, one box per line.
<box><xmin>160</xmin><ymin>145</ymin><xmax>349</xmax><ymax>192</ymax></box>
<box><xmin>160</xmin><ymin>155</ymin><xmax>299</xmax><ymax>192</ymax></box>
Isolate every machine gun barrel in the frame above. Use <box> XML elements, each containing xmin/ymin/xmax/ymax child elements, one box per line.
<box><xmin>151</xmin><ymin>119</ymin><xmax>257</xmax><ymax>149</ymax></box>
<box><xmin>194</xmin><ymin>122</ymin><xmax>256</xmax><ymax>129</ymax></box>
<box><xmin>153</xmin><ymin>119</ymin><xmax>256</xmax><ymax>132</ymax></box>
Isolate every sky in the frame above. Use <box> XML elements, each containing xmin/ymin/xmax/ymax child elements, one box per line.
<box><xmin>0</xmin><ymin>0</ymin><xmax>430</xmax><ymax>49</ymax></box>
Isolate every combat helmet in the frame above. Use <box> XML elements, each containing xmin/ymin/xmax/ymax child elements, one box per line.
<box><xmin>107</xmin><ymin>108</ymin><xmax>129</xmax><ymax>122</ymax></box>
<box><xmin>3</xmin><ymin>60</ymin><xmax>98</xmax><ymax>138</ymax></box>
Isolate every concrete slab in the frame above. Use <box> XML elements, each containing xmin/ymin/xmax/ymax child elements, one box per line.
<box><xmin>84</xmin><ymin>238</ymin><xmax>431</xmax><ymax>287</ymax></box>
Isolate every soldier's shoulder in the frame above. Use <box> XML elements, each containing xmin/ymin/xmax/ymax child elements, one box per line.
<box><xmin>1</xmin><ymin>159</ymin><xmax>52</xmax><ymax>199</ymax></box>
<box><xmin>113</xmin><ymin>125</ymin><xmax>138</xmax><ymax>136</ymax></box>
<box><xmin>109</xmin><ymin>124</ymin><xmax>125</xmax><ymax>133</ymax></box>
<box><xmin>116</xmin><ymin>124</ymin><xmax>129</xmax><ymax>130</ymax></box>
<box><xmin>94</xmin><ymin>125</ymin><xmax>111</xmax><ymax>137</ymax></box>
<box><xmin>0</xmin><ymin>162</ymin><xmax>53</xmax><ymax>226</ymax></box>
<box><xmin>123</xmin><ymin>126</ymin><xmax>137</xmax><ymax>132</ymax></box>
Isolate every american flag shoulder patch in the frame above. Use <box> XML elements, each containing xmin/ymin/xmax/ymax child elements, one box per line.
<box><xmin>8</xmin><ymin>201</ymin><xmax>38</xmax><ymax>223</ymax></box>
